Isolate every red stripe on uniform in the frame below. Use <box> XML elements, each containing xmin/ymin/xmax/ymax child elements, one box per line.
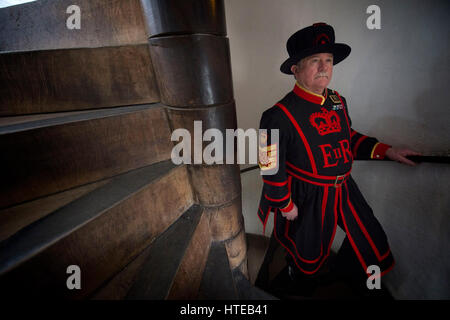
<box><xmin>276</xmin><ymin>102</ymin><xmax>318</xmax><ymax>174</ymax></box>
<box><xmin>286</xmin><ymin>161</ymin><xmax>350</xmax><ymax>180</ymax></box>
<box><xmin>273</xmin><ymin>209</ymin><xmax>329</xmax><ymax>274</ymax></box>
<box><xmin>264</xmin><ymin>192</ymin><xmax>290</xmax><ymax>202</ymax></box>
<box><xmin>286</xmin><ymin>169</ymin><xmax>335</xmax><ymax>187</ymax></box>
<box><xmin>338</xmin><ymin>186</ymin><xmax>368</xmax><ymax>272</ymax></box>
<box><xmin>258</xmin><ymin>206</ymin><xmax>272</xmax><ymax>234</ymax></box>
<box><xmin>329</xmin><ymin>187</ymin><xmax>339</xmax><ymax>253</ymax></box>
<box><xmin>258</xmin><ymin>207</ymin><xmax>265</xmax><ymax>225</ymax></box>
<box><xmin>344</xmin><ymin>183</ymin><xmax>391</xmax><ymax>261</ymax></box>
<box><xmin>285</xmin><ymin>220</ymin><xmax>324</xmax><ymax>264</ymax></box>
<box><xmin>353</xmin><ymin>135</ymin><xmax>368</xmax><ymax>157</ymax></box>
<box><xmin>380</xmin><ymin>261</ymin><xmax>395</xmax><ymax>278</ymax></box>
<box><xmin>278</xmin><ymin>186</ymin><xmax>336</xmax><ymax>267</ymax></box>
<box><xmin>263</xmin><ymin>179</ymin><xmax>288</xmax><ymax>186</ymax></box>
<box><xmin>334</xmin><ymin>92</ymin><xmax>352</xmax><ymax>137</ymax></box>
<box><xmin>321</xmin><ymin>187</ymin><xmax>329</xmax><ymax>228</ymax></box>
<box><xmin>293</xmin><ymin>83</ymin><xmax>325</xmax><ymax>104</ymax></box>
<box><xmin>371</xmin><ymin>261</ymin><xmax>396</xmax><ymax>280</ymax></box>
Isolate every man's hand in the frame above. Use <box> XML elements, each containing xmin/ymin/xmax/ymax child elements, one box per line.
<box><xmin>281</xmin><ymin>203</ymin><xmax>298</xmax><ymax>220</ymax></box>
<box><xmin>385</xmin><ymin>147</ymin><xmax>422</xmax><ymax>166</ymax></box>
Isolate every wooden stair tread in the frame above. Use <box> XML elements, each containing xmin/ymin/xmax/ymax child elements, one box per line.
<box><xmin>0</xmin><ymin>0</ymin><xmax>148</xmax><ymax>52</ymax></box>
<box><xmin>0</xmin><ymin>45</ymin><xmax>160</xmax><ymax>115</ymax></box>
<box><xmin>0</xmin><ymin>160</ymin><xmax>177</xmax><ymax>275</ymax></box>
<box><xmin>125</xmin><ymin>204</ymin><xmax>203</xmax><ymax>300</ymax></box>
<box><xmin>0</xmin><ymin>178</ymin><xmax>111</xmax><ymax>242</ymax></box>
<box><xmin>0</xmin><ymin>103</ymin><xmax>173</xmax><ymax>209</ymax></box>
<box><xmin>198</xmin><ymin>241</ymin><xmax>239</xmax><ymax>300</ymax></box>
<box><xmin>0</xmin><ymin>104</ymin><xmax>162</xmax><ymax>134</ymax></box>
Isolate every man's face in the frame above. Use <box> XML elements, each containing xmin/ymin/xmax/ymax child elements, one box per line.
<box><xmin>291</xmin><ymin>53</ymin><xmax>333</xmax><ymax>94</ymax></box>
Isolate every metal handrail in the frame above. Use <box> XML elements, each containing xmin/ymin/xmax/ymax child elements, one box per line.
<box><xmin>240</xmin><ymin>155</ymin><xmax>449</xmax><ymax>173</ymax></box>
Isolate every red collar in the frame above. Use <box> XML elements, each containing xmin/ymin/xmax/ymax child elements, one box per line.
<box><xmin>293</xmin><ymin>82</ymin><xmax>327</xmax><ymax>105</ymax></box>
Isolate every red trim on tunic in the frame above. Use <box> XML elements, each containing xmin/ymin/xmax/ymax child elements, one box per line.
<box><xmin>372</xmin><ymin>142</ymin><xmax>391</xmax><ymax>160</ymax></box>
<box><xmin>293</xmin><ymin>83</ymin><xmax>325</xmax><ymax>105</ymax></box>
<box><xmin>287</xmin><ymin>169</ymin><xmax>334</xmax><ymax>187</ymax></box>
<box><xmin>344</xmin><ymin>183</ymin><xmax>391</xmax><ymax>261</ymax></box>
<box><xmin>334</xmin><ymin>91</ymin><xmax>352</xmax><ymax>138</ymax></box>
<box><xmin>273</xmin><ymin>209</ymin><xmax>326</xmax><ymax>274</ymax></box>
<box><xmin>273</xmin><ymin>201</ymin><xmax>337</xmax><ymax>274</ymax></box>
<box><xmin>285</xmin><ymin>220</ymin><xmax>324</xmax><ymax>264</ymax></box>
<box><xmin>338</xmin><ymin>185</ymin><xmax>368</xmax><ymax>272</ymax></box>
<box><xmin>258</xmin><ymin>206</ymin><xmax>272</xmax><ymax>234</ymax></box>
<box><xmin>321</xmin><ymin>187</ymin><xmax>329</xmax><ymax>228</ymax></box>
<box><xmin>258</xmin><ymin>206</ymin><xmax>265</xmax><ymax>233</ymax></box>
<box><xmin>286</xmin><ymin>161</ymin><xmax>351</xmax><ymax>180</ymax></box>
<box><xmin>330</xmin><ymin>187</ymin><xmax>339</xmax><ymax>253</ymax></box>
<box><xmin>280</xmin><ymin>176</ymin><xmax>294</xmax><ymax>212</ymax></box>
<box><xmin>276</xmin><ymin>102</ymin><xmax>318</xmax><ymax>174</ymax></box>
<box><xmin>263</xmin><ymin>179</ymin><xmax>288</xmax><ymax>186</ymax></box>
<box><xmin>280</xmin><ymin>198</ymin><xmax>294</xmax><ymax>212</ymax></box>
<box><xmin>379</xmin><ymin>261</ymin><xmax>396</xmax><ymax>278</ymax></box>
<box><xmin>353</xmin><ymin>135</ymin><xmax>368</xmax><ymax>157</ymax></box>
<box><xmin>264</xmin><ymin>192</ymin><xmax>290</xmax><ymax>202</ymax></box>
<box><xmin>276</xmin><ymin>185</ymin><xmax>336</xmax><ymax>267</ymax></box>
<box><xmin>285</xmin><ymin>177</ymin><xmax>325</xmax><ymax>264</ymax></box>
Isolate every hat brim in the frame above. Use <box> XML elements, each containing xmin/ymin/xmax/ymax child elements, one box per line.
<box><xmin>280</xmin><ymin>43</ymin><xmax>351</xmax><ymax>74</ymax></box>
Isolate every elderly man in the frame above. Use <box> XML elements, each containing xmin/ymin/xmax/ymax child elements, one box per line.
<box><xmin>257</xmin><ymin>23</ymin><xmax>420</xmax><ymax>297</ymax></box>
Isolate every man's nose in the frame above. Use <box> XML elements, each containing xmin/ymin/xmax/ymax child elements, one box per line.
<box><xmin>318</xmin><ymin>60</ymin><xmax>327</xmax><ymax>71</ymax></box>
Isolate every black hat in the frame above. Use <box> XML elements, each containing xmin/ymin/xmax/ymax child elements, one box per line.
<box><xmin>280</xmin><ymin>22</ymin><xmax>351</xmax><ymax>74</ymax></box>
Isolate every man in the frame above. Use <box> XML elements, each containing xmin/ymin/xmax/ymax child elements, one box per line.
<box><xmin>257</xmin><ymin>23</ymin><xmax>421</xmax><ymax>297</ymax></box>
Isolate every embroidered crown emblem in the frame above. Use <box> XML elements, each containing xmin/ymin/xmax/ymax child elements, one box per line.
<box><xmin>309</xmin><ymin>107</ymin><xmax>341</xmax><ymax>135</ymax></box>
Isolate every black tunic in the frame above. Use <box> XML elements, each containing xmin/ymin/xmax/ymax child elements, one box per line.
<box><xmin>257</xmin><ymin>83</ymin><xmax>395</xmax><ymax>277</ymax></box>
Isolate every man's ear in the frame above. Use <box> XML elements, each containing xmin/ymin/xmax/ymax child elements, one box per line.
<box><xmin>290</xmin><ymin>64</ymin><xmax>297</xmax><ymax>74</ymax></box>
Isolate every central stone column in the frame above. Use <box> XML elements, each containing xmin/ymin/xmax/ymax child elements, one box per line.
<box><xmin>140</xmin><ymin>0</ymin><xmax>248</xmax><ymax>278</ymax></box>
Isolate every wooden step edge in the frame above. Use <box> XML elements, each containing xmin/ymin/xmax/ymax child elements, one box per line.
<box><xmin>89</xmin><ymin>235</ymin><xmax>157</xmax><ymax>300</ymax></box>
<box><xmin>125</xmin><ymin>204</ymin><xmax>203</xmax><ymax>300</ymax></box>
<box><xmin>0</xmin><ymin>43</ymin><xmax>152</xmax><ymax>56</ymax></box>
<box><xmin>0</xmin><ymin>177</ymin><xmax>112</xmax><ymax>242</ymax></box>
<box><xmin>0</xmin><ymin>103</ymin><xmax>164</xmax><ymax>135</ymax></box>
<box><xmin>0</xmin><ymin>42</ymin><xmax>150</xmax><ymax>55</ymax></box>
<box><xmin>91</xmin><ymin>203</ymin><xmax>209</xmax><ymax>300</ymax></box>
<box><xmin>197</xmin><ymin>241</ymin><xmax>239</xmax><ymax>300</ymax></box>
<box><xmin>166</xmin><ymin>207</ymin><xmax>211</xmax><ymax>300</ymax></box>
<box><xmin>0</xmin><ymin>160</ymin><xmax>177</xmax><ymax>275</ymax></box>
<box><xmin>0</xmin><ymin>0</ymin><xmax>148</xmax><ymax>52</ymax></box>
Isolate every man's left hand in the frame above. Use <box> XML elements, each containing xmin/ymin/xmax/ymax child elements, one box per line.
<box><xmin>385</xmin><ymin>147</ymin><xmax>422</xmax><ymax>166</ymax></box>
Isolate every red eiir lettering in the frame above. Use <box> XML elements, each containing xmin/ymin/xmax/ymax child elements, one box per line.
<box><xmin>318</xmin><ymin>139</ymin><xmax>352</xmax><ymax>168</ymax></box>
<box><xmin>318</xmin><ymin>144</ymin><xmax>338</xmax><ymax>168</ymax></box>
<box><xmin>338</xmin><ymin>139</ymin><xmax>352</xmax><ymax>163</ymax></box>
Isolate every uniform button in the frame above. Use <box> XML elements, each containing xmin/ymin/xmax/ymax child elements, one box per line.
<box><xmin>376</xmin><ymin>155</ymin><xmax>380</xmax><ymax>158</ymax></box>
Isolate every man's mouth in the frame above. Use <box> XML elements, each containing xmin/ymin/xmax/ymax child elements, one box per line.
<box><xmin>315</xmin><ymin>72</ymin><xmax>328</xmax><ymax>79</ymax></box>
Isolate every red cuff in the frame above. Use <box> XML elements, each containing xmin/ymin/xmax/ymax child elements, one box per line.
<box><xmin>280</xmin><ymin>198</ymin><xmax>293</xmax><ymax>212</ymax></box>
<box><xmin>371</xmin><ymin>143</ymin><xmax>391</xmax><ymax>160</ymax></box>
